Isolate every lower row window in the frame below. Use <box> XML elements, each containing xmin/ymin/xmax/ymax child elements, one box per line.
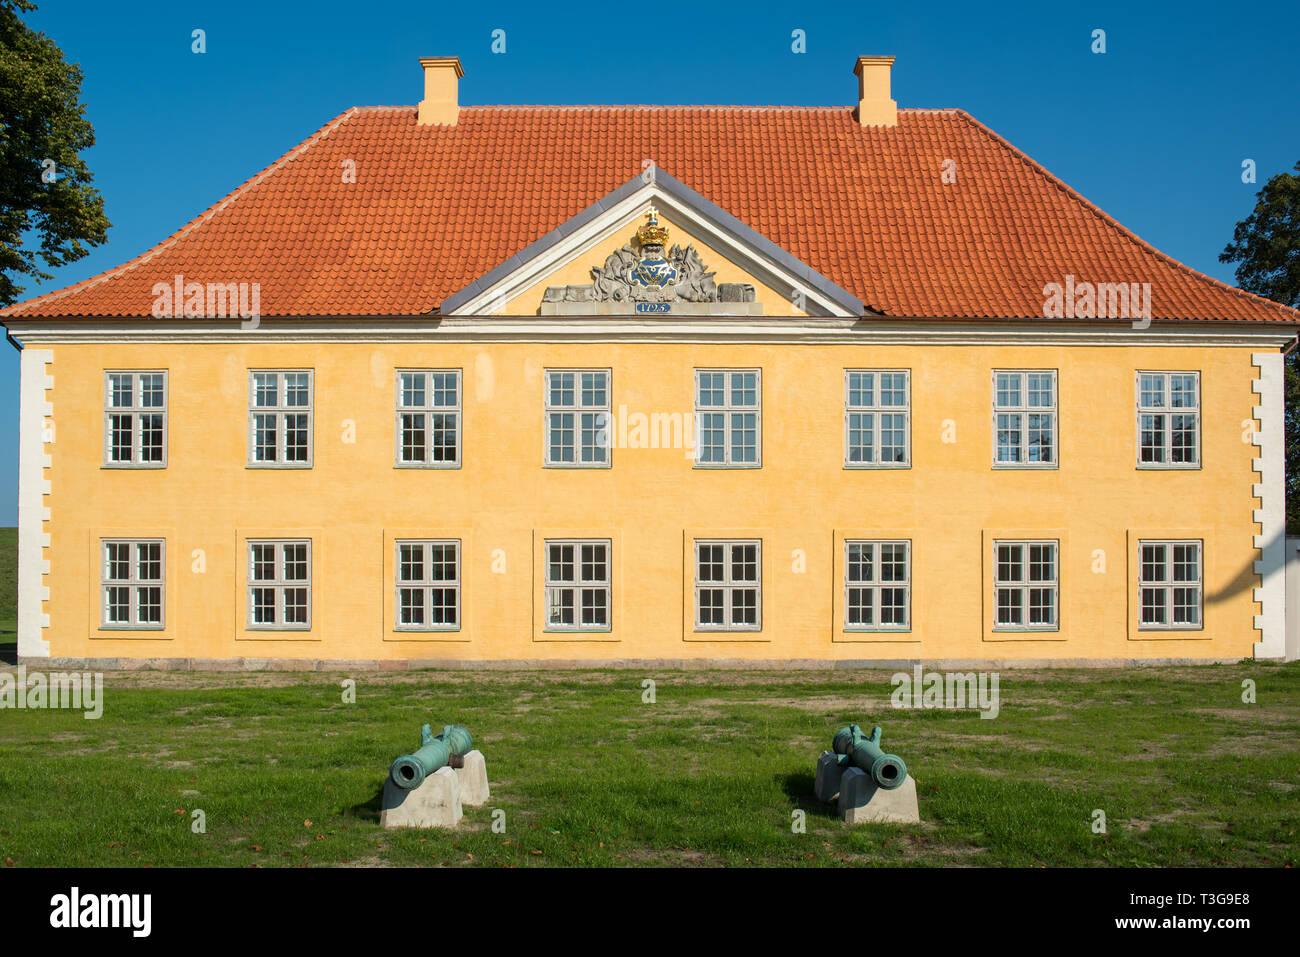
<box><xmin>101</xmin><ymin>539</ymin><xmax>164</xmax><ymax>629</ymax></box>
<box><xmin>695</xmin><ymin>539</ymin><xmax>761</xmax><ymax>631</ymax></box>
<box><xmin>248</xmin><ymin>539</ymin><xmax>311</xmax><ymax>629</ymax></box>
<box><xmin>994</xmin><ymin>539</ymin><xmax>1058</xmax><ymax>630</ymax></box>
<box><xmin>545</xmin><ymin>539</ymin><xmax>611</xmax><ymax>631</ymax></box>
<box><xmin>845</xmin><ymin>540</ymin><xmax>910</xmax><ymax>630</ymax></box>
<box><xmin>95</xmin><ymin>536</ymin><xmax>1204</xmax><ymax>635</ymax></box>
<box><xmin>1139</xmin><ymin>540</ymin><xmax>1202</xmax><ymax>628</ymax></box>
<box><xmin>396</xmin><ymin>539</ymin><xmax>460</xmax><ymax>630</ymax></box>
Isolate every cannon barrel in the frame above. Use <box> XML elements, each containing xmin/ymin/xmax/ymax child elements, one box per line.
<box><xmin>832</xmin><ymin>724</ymin><xmax>907</xmax><ymax>790</ymax></box>
<box><xmin>389</xmin><ymin>723</ymin><xmax>473</xmax><ymax>790</ymax></box>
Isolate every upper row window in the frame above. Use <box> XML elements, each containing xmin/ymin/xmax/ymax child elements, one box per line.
<box><xmin>104</xmin><ymin>371</ymin><xmax>167</xmax><ymax>467</ymax></box>
<box><xmin>397</xmin><ymin>370</ymin><xmax>461</xmax><ymax>468</ymax></box>
<box><xmin>545</xmin><ymin>370</ymin><xmax>610</xmax><ymax>467</ymax></box>
<box><xmin>100</xmin><ymin>368</ymin><xmax>1203</xmax><ymax>472</ymax></box>
<box><xmin>993</xmin><ymin>370</ymin><xmax>1056</xmax><ymax>467</ymax></box>
<box><xmin>249</xmin><ymin>370</ymin><xmax>313</xmax><ymax>468</ymax></box>
<box><xmin>845</xmin><ymin>370</ymin><xmax>909</xmax><ymax>467</ymax></box>
<box><xmin>696</xmin><ymin>369</ymin><xmax>761</xmax><ymax>467</ymax></box>
<box><xmin>1138</xmin><ymin>372</ymin><xmax>1200</xmax><ymax>467</ymax></box>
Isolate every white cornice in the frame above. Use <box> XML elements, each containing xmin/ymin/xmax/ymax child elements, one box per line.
<box><xmin>4</xmin><ymin>317</ymin><xmax>1296</xmax><ymax>347</ymax></box>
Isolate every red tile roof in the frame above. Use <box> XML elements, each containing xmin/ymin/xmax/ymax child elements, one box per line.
<box><xmin>4</xmin><ymin>105</ymin><xmax>1297</xmax><ymax>322</ymax></box>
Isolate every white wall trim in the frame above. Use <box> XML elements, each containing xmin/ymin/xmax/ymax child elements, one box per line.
<box><xmin>1251</xmin><ymin>351</ymin><xmax>1286</xmax><ymax>659</ymax></box>
<box><xmin>5</xmin><ymin>317</ymin><xmax>1296</xmax><ymax>348</ymax></box>
<box><xmin>17</xmin><ymin>348</ymin><xmax>53</xmax><ymax>657</ymax></box>
<box><xmin>1284</xmin><ymin>537</ymin><xmax>1300</xmax><ymax>662</ymax></box>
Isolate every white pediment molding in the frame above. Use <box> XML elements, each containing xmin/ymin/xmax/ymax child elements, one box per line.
<box><xmin>440</xmin><ymin>168</ymin><xmax>864</xmax><ymax>318</ymax></box>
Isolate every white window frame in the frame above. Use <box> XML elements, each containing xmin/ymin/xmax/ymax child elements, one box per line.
<box><xmin>1136</xmin><ymin>371</ymin><xmax>1200</xmax><ymax>469</ymax></box>
<box><xmin>694</xmin><ymin>539</ymin><xmax>762</xmax><ymax>631</ymax></box>
<box><xmin>247</xmin><ymin>539</ymin><xmax>312</xmax><ymax>631</ymax></box>
<box><xmin>543</xmin><ymin>539</ymin><xmax>612</xmax><ymax>632</ymax></box>
<box><xmin>395</xmin><ymin>370</ymin><xmax>462</xmax><ymax>468</ymax></box>
<box><xmin>100</xmin><ymin>539</ymin><xmax>165</xmax><ymax>629</ymax></box>
<box><xmin>993</xmin><ymin>539</ymin><xmax>1059</xmax><ymax>632</ymax></box>
<box><xmin>992</xmin><ymin>370</ymin><xmax>1057</xmax><ymax>468</ymax></box>
<box><xmin>395</xmin><ymin>539</ymin><xmax>461</xmax><ymax>631</ymax></box>
<box><xmin>844</xmin><ymin>370</ymin><xmax>910</xmax><ymax>468</ymax></box>
<box><xmin>844</xmin><ymin>540</ymin><xmax>911</xmax><ymax>631</ymax></box>
<box><xmin>103</xmin><ymin>371</ymin><xmax>168</xmax><ymax>468</ymax></box>
<box><xmin>694</xmin><ymin>369</ymin><xmax>762</xmax><ymax>468</ymax></box>
<box><xmin>544</xmin><ymin>370</ymin><xmax>611</xmax><ymax>468</ymax></box>
<box><xmin>248</xmin><ymin>370</ymin><xmax>314</xmax><ymax>468</ymax></box>
<box><xmin>1138</xmin><ymin>539</ymin><xmax>1203</xmax><ymax>630</ymax></box>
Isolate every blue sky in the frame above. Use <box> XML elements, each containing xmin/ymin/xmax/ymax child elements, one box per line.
<box><xmin>1</xmin><ymin>0</ymin><xmax>1298</xmax><ymax>525</ymax></box>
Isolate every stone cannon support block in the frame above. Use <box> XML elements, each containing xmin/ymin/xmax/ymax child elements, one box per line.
<box><xmin>814</xmin><ymin>751</ymin><xmax>843</xmax><ymax>803</ymax></box>
<box><xmin>837</xmin><ymin>767</ymin><xmax>920</xmax><ymax>825</ymax></box>
<box><xmin>379</xmin><ymin>765</ymin><xmax>463</xmax><ymax>829</ymax></box>
<box><xmin>454</xmin><ymin>750</ymin><xmax>490</xmax><ymax>806</ymax></box>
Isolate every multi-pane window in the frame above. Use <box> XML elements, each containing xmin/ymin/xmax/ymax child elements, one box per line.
<box><xmin>993</xmin><ymin>371</ymin><xmax>1056</xmax><ymax>466</ymax></box>
<box><xmin>545</xmin><ymin>371</ymin><xmax>610</xmax><ymax>467</ymax></box>
<box><xmin>1139</xmin><ymin>540</ymin><xmax>1203</xmax><ymax>629</ymax></box>
<box><xmin>844</xmin><ymin>540</ymin><xmax>910</xmax><ymax>630</ymax></box>
<box><xmin>695</xmin><ymin>369</ymin><xmax>761</xmax><ymax>467</ymax></box>
<box><xmin>247</xmin><ymin>540</ymin><xmax>311</xmax><ymax>629</ymax></box>
<box><xmin>396</xmin><ymin>540</ymin><xmax>460</xmax><ymax>630</ymax></box>
<box><xmin>396</xmin><ymin>370</ymin><xmax>461</xmax><ymax>467</ymax></box>
<box><xmin>694</xmin><ymin>540</ymin><xmax>761</xmax><ymax>630</ymax></box>
<box><xmin>249</xmin><ymin>371</ymin><xmax>313</xmax><ymax>467</ymax></box>
<box><xmin>1137</xmin><ymin>372</ymin><xmax>1200</xmax><ymax>467</ymax></box>
<box><xmin>100</xmin><ymin>539</ymin><xmax>164</xmax><ymax>629</ymax></box>
<box><xmin>104</xmin><ymin>371</ymin><xmax>167</xmax><ymax>466</ymax></box>
<box><xmin>544</xmin><ymin>540</ymin><xmax>611</xmax><ymax>631</ymax></box>
<box><xmin>845</xmin><ymin>371</ymin><xmax>909</xmax><ymax>467</ymax></box>
<box><xmin>994</xmin><ymin>540</ymin><xmax>1059</xmax><ymax>630</ymax></box>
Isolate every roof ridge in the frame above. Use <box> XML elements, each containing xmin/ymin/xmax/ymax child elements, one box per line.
<box><xmin>1</xmin><ymin>107</ymin><xmax>363</xmax><ymax>317</ymax></box>
<box><xmin>357</xmin><ymin>104</ymin><xmax>956</xmax><ymax>112</ymax></box>
<box><xmin>465</xmin><ymin>104</ymin><xmax>858</xmax><ymax>111</ymax></box>
<box><xmin>949</xmin><ymin>110</ymin><xmax>1300</xmax><ymax>322</ymax></box>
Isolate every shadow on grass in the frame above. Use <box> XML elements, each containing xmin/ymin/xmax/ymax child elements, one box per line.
<box><xmin>1</xmin><ymin>636</ymin><xmax>15</xmax><ymax>667</ymax></box>
<box><xmin>778</xmin><ymin>771</ymin><xmax>839</xmax><ymax>819</ymax></box>
<box><xmin>348</xmin><ymin>785</ymin><xmax>385</xmax><ymax>823</ymax></box>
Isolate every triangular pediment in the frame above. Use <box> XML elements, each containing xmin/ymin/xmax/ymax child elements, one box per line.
<box><xmin>440</xmin><ymin>169</ymin><xmax>863</xmax><ymax>318</ymax></box>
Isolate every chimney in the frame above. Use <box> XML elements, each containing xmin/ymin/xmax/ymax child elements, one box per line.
<box><xmin>853</xmin><ymin>55</ymin><xmax>897</xmax><ymax>128</ymax></box>
<box><xmin>417</xmin><ymin>56</ymin><xmax>464</xmax><ymax>126</ymax></box>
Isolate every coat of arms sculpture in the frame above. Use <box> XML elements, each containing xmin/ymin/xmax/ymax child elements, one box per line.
<box><xmin>542</xmin><ymin>209</ymin><xmax>756</xmax><ymax>310</ymax></box>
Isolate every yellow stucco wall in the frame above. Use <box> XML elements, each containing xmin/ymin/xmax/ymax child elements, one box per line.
<box><xmin>35</xmin><ymin>339</ymin><xmax>1262</xmax><ymax>661</ymax></box>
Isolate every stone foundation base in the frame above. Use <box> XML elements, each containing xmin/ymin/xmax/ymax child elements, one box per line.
<box><xmin>379</xmin><ymin>766</ymin><xmax>463</xmax><ymax>829</ymax></box>
<box><xmin>14</xmin><ymin>655</ymin><xmax>1246</xmax><ymax>672</ymax></box>
<box><xmin>454</xmin><ymin>750</ymin><xmax>490</xmax><ymax>806</ymax></box>
<box><xmin>837</xmin><ymin>769</ymin><xmax>920</xmax><ymax>825</ymax></box>
<box><xmin>814</xmin><ymin>751</ymin><xmax>844</xmax><ymax>803</ymax></box>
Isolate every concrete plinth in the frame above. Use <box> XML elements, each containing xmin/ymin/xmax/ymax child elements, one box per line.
<box><xmin>814</xmin><ymin>751</ymin><xmax>844</xmax><ymax>803</ymax></box>
<box><xmin>379</xmin><ymin>765</ymin><xmax>462</xmax><ymax>828</ymax></box>
<box><xmin>454</xmin><ymin>750</ymin><xmax>490</xmax><ymax>806</ymax></box>
<box><xmin>837</xmin><ymin>767</ymin><xmax>920</xmax><ymax>824</ymax></box>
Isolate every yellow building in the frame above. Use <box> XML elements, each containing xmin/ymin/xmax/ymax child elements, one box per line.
<box><xmin>4</xmin><ymin>55</ymin><xmax>1299</xmax><ymax>667</ymax></box>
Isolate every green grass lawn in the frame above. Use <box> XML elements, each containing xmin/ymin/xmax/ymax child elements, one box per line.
<box><xmin>0</xmin><ymin>527</ymin><xmax>15</xmax><ymax>657</ymax></box>
<box><xmin>0</xmin><ymin>663</ymin><xmax>1295</xmax><ymax>867</ymax></box>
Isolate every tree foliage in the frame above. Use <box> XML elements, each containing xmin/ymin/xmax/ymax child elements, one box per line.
<box><xmin>1221</xmin><ymin>161</ymin><xmax>1300</xmax><ymax>532</ymax></box>
<box><xmin>0</xmin><ymin>0</ymin><xmax>110</xmax><ymax>306</ymax></box>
